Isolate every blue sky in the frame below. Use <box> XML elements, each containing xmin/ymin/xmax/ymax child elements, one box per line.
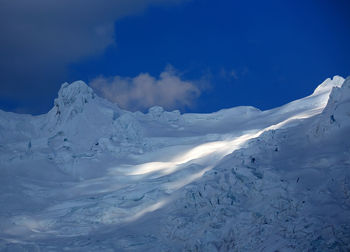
<box><xmin>0</xmin><ymin>0</ymin><xmax>349</xmax><ymax>114</ymax></box>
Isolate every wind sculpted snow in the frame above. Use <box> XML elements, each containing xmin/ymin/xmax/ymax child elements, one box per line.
<box><xmin>0</xmin><ymin>76</ymin><xmax>349</xmax><ymax>251</ymax></box>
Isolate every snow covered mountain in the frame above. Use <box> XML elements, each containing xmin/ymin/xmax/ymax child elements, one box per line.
<box><xmin>0</xmin><ymin>76</ymin><xmax>349</xmax><ymax>251</ymax></box>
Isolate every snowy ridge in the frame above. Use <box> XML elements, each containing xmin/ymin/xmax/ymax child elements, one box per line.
<box><xmin>0</xmin><ymin>76</ymin><xmax>349</xmax><ymax>251</ymax></box>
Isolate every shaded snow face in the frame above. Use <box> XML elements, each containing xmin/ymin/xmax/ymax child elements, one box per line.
<box><xmin>323</xmin><ymin>76</ymin><xmax>350</xmax><ymax>126</ymax></box>
<box><xmin>54</xmin><ymin>81</ymin><xmax>96</xmax><ymax>119</ymax></box>
<box><xmin>0</xmin><ymin>76</ymin><xmax>349</xmax><ymax>251</ymax></box>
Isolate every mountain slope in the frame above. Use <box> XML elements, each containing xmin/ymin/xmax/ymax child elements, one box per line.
<box><xmin>0</xmin><ymin>76</ymin><xmax>349</xmax><ymax>251</ymax></box>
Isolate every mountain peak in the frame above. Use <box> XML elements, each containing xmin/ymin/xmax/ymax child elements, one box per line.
<box><xmin>312</xmin><ymin>75</ymin><xmax>344</xmax><ymax>95</ymax></box>
<box><xmin>55</xmin><ymin>81</ymin><xmax>95</xmax><ymax>106</ymax></box>
<box><xmin>324</xmin><ymin>76</ymin><xmax>350</xmax><ymax>112</ymax></box>
<box><xmin>52</xmin><ymin>81</ymin><xmax>96</xmax><ymax>121</ymax></box>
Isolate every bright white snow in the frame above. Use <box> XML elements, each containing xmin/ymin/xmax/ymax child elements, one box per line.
<box><xmin>0</xmin><ymin>76</ymin><xmax>349</xmax><ymax>251</ymax></box>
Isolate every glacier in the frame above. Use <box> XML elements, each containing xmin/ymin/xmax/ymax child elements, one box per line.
<box><xmin>0</xmin><ymin>76</ymin><xmax>349</xmax><ymax>251</ymax></box>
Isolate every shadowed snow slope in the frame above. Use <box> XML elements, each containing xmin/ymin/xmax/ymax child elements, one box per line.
<box><xmin>0</xmin><ymin>76</ymin><xmax>349</xmax><ymax>251</ymax></box>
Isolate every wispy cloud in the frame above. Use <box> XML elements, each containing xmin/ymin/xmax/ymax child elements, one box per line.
<box><xmin>90</xmin><ymin>66</ymin><xmax>201</xmax><ymax>111</ymax></box>
<box><xmin>219</xmin><ymin>67</ymin><xmax>249</xmax><ymax>82</ymax></box>
<box><xmin>220</xmin><ymin>68</ymin><xmax>239</xmax><ymax>81</ymax></box>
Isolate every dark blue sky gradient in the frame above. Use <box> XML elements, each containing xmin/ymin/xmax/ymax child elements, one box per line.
<box><xmin>2</xmin><ymin>0</ymin><xmax>350</xmax><ymax>114</ymax></box>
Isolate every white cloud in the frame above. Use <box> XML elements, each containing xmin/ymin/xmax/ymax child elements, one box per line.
<box><xmin>90</xmin><ymin>67</ymin><xmax>201</xmax><ymax>111</ymax></box>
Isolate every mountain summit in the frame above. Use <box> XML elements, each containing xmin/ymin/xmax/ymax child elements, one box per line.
<box><xmin>54</xmin><ymin>81</ymin><xmax>96</xmax><ymax>116</ymax></box>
